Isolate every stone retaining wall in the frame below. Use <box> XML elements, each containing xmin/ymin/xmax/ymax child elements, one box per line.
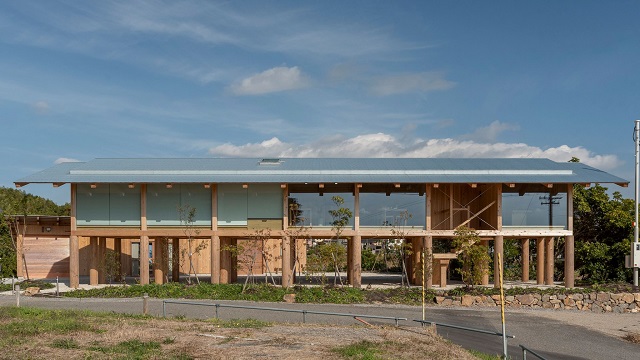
<box><xmin>435</xmin><ymin>292</ymin><xmax>640</xmax><ymax>313</ymax></box>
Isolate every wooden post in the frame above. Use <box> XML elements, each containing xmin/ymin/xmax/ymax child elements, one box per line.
<box><xmin>481</xmin><ymin>240</ymin><xmax>490</xmax><ymax>285</ymax></box>
<box><xmin>69</xmin><ymin>184</ymin><xmax>80</xmax><ymax>288</ymax></box>
<box><xmin>154</xmin><ymin>239</ymin><xmax>163</xmax><ymax>284</ymax></box>
<box><xmin>565</xmin><ymin>184</ymin><xmax>575</xmax><ymax>288</ymax></box>
<box><xmin>16</xmin><ymin>233</ymin><xmax>24</xmax><ymax>278</ymax></box>
<box><xmin>69</xmin><ymin>236</ymin><xmax>79</xmax><ymax>288</ymax></box>
<box><xmin>352</xmin><ymin>235</ymin><xmax>361</xmax><ymax>288</ymax></box>
<box><xmin>98</xmin><ymin>237</ymin><xmax>106</xmax><ymax>284</ymax></box>
<box><xmin>493</xmin><ymin>235</ymin><xmax>503</xmax><ymax>288</ymax></box>
<box><xmin>536</xmin><ymin>237</ymin><xmax>545</xmax><ymax>285</ymax></box>
<box><xmin>425</xmin><ymin>236</ymin><xmax>433</xmax><ymax>288</ymax></box>
<box><xmin>172</xmin><ymin>239</ymin><xmax>180</xmax><ymax>282</ymax></box>
<box><xmin>346</xmin><ymin>236</ymin><xmax>353</xmax><ymax>284</ymax></box>
<box><xmin>89</xmin><ymin>237</ymin><xmax>98</xmax><ymax>286</ymax></box>
<box><xmin>411</xmin><ymin>237</ymin><xmax>423</xmax><ymax>285</ymax></box>
<box><xmin>140</xmin><ymin>236</ymin><xmax>149</xmax><ymax>285</ymax></box>
<box><xmin>545</xmin><ymin>237</ymin><xmax>554</xmax><ymax>285</ymax></box>
<box><xmin>521</xmin><ymin>239</ymin><xmax>530</xmax><ymax>282</ymax></box>
<box><xmin>281</xmin><ymin>236</ymin><xmax>292</xmax><ymax>287</ymax></box>
<box><xmin>230</xmin><ymin>238</ymin><xmax>238</xmax><ymax>283</ymax></box>
<box><xmin>210</xmin><ymin>236</ymin><xmax>220</xmax><ymax>284</ymax></box>
<box><xmin>114</xmin><ymin>238</ymin><xmax>123</xmax><ymax>281</ymax></box>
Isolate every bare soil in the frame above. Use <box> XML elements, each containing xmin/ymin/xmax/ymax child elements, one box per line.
<box><xmin>4</xmin><ymin>317</ymin><xmax>477</xmax><ymax>360</ymax></box>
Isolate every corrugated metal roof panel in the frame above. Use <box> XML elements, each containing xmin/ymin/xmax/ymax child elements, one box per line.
<box><xmin>14</xmin><ymin>158</ymin><xmax>629</xmax><ymax>186</ymax></box>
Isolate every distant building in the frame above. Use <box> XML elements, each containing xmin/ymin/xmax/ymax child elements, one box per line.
<box><xmin>14</xmin><ymin>158</ymin><xmax>628</xmax><ymax>288</ymax></box>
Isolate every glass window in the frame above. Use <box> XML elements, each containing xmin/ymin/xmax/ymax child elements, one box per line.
<box><xmin>109</xmin><ymin>184</ymin><xmax>141</xmax><ymax>226</ymax></box>
<box><xmin>76</xmin><ymin>184</ymin><xmax>109</xmax><ymax>226</ymax></box>
<box><xmin>359</xmin><ymin>193</ymin><xmax>425</xmax><ymax>228</ymax></box>
<box><xmin>502</xmin><ymin>192</ymin><xmax>567</xmax><ymax>228</ymax></box>
<box><xmin>288</xmin><ymin>193</ymin><xmax>354</xmax><ymax>227</ymax></box>
<box><xmin>248</xmin><ymin>184</ymin><xmax>283</xmax><ymax>219</ymax></box>
<box><xmin>218</xmin><ymin>184</ymin><xmax>248</xmax><ymax>226</ymax></box>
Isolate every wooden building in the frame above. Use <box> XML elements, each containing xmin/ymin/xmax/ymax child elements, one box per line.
<box><xmin>14</xmin><ymin>158</ymin><xmax>628</xmax><ymax>288</ymax></box>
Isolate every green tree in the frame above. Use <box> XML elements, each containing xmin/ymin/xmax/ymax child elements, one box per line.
<box><xmin>452</xmin><ymin>226</ymin><xmax>490</xmax><ymax>287</ymax></box>
<box><xmin>177</xmin><ymin>204</ymin><xmax>207</xmax><ymax>285</ymax></box>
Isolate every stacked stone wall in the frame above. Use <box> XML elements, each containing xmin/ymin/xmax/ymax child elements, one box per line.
<box><xmin>434</xmin><ymin>292</ymin><xmax>640</xmax><ymax>313</ymax></box>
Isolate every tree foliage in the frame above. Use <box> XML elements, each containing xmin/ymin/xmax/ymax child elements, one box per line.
<box><xmin>0</xmin><ymin>187</ymin><xmax>69</xmax><ymax>277</ymax></box>
<box><xmin>452</xmin><ymin>226</ymin><xmax>490</xmax><ymax>287</ymax></box>
<box><xmin>573</xmin><ymin>183</ymin><xmax>634</xmax><ymax>283</ymax></box>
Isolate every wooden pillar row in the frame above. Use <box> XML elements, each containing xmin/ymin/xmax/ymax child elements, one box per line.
<box><xmin>69</xmin><ymin>235</ymin><xmax>79</xmax><ymax>288</ymax></box>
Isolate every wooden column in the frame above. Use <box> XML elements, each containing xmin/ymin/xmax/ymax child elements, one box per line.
<box><xmin>16</xmin><ymin>233</ymin><xmax>24</xmax><ymax>278</ymax></box>
<box><xmin>154</xmin><ymin>239</ymin><xmax>164</xmax><ymax>284</ymax></box>
<box><xmin>140</xmin><ymin>236</ymin><xmax>150</xmax><ymax>284</ymax></box>
<box><xmin>69</xmin><ymin>184</ymin><xmax>79</xmax><ymax>288</ymax></box>
<box><xmin>565</xmin><ymin>184</ymin><xmax>575</xmax><ymax>288</ymax></box>
<box><xmin>411</xmin><ymin>237</ymin><xmax>423</xmax><ymax>285</ymax></box>
<box><xmin>425</xmin><ymin>236</ymin><xmax>433</xmax><ymax>288</ymax></box>
<box><xmin>230</xmin><ymin>238</ymin><xmax>238</xmax><ymax>283</ymax></box>
<box><xmin>493</xmin><ymin>235</ymin><xmax>503</xmax><ymax>288</ymax></box>
<box><xmin>481</xmin><ymin>240</ymin><xmax>490</xmax><ymax>285</ymax></box>
<box><xmin>89</xmin><ymin>237</ymin><xmax>98</xmax><ymax>285</ymax></box>
<box><xmin>98</xmin><ymin>238</ymin><xmax>107</xmax><ymax>284</ymax></box>
<box><xmin>521</xmin><ymin>239</ymin><xmax>530</xmax><ymax>282</ymax></box>
<box><xmin>210</xmin><ymin>236</ymin><xmax>220</xmax><ymax>284</ymax></box>
<box><xmin>172</xmin><ymin>239</ymin><xmax>180</xmax><ymax>282</ymax></box>
<box><xmin>346</xmin><ymin>237</ymin><xmax>353</xmax><ymax>284</ymax></box>
<box><xmin>352</xmin><ymin>235</ymin><xmax>361</xmax><ymax>288</ymax></box>
<box><xmin>114</xmin><ymin>238</ymin><xmax>123</xmax><ymax>281</ymax></box>
<box><xmin>281</xmin><ymin>236</ymin><xmax>292</xmax><ymax>287</ymax></box>
<box><xmin>220</xmin><ymin>237</ymin><xmax>231</xmax><ymax>284</ymax></box>
<box><xmin>69</xmin><ymin>236</ymin><xmax>79</xmax><ymax>288</ymax></box>
<box><xmin>545</xmin><ymin>237</ymin><xmax>554</xmax><ymax>285</ymax></box>
<box><xmin>536</xmin><ymin>237</ymin><xmax>545</xmax><ymax>285</ymax></box>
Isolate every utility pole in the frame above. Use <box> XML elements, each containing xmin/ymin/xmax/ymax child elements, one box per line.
<box><xmin>634</xmin><ymin>120</ymin><xmax>639</xmax><ymax>287</ymax></box>
<box><xmin>540</xmin><ymin>194</ymin><xmax>562</xmax><ymax>227</ymax></box>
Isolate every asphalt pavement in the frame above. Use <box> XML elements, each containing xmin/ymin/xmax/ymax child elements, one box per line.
<box><xmin>1</xmin><ymin>294</ymin><xmax>638</xmax><ymax>359</ymax></box>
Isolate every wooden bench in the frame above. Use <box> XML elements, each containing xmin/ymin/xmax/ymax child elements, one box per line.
<box><xmin>432</xmin><ymin>253</ymin><xmax>457</xmax><ymax>287</ymax></box>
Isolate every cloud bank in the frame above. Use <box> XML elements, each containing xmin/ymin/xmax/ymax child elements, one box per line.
<box><xmin>209</xmin><ymin>133</ymin><xmax>621</xmax><ymax>171</ymax></box>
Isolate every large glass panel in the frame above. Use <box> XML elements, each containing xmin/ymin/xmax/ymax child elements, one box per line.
<box><xmin>109</xmin><ymin>184</ymin><xmax>141</xmax><ymax>226</ymax></box>
<box><xmin>359</xmin><ymin>193</ymin><xmax>425</xmax><ymax>228</ymax></box>
<box><xmin>218</xmin><ymin>184</ymin><xmax>248</xmax><ymax>226</ymax></box>
<box><xmin>147</xmin><ymin>184</ymin><xmax>181</xmax><ymax>226</ymax></box>
<box><xmin>288</xmin><ymin>193</ymin><xmax>354</xmax><ymax>227</ymax></box>
<box><xmin>248</xmin><ymin>184</ymin><xmax>283</xmax><ymax>219</ymax></box>
<box><xmin>76</xmin><ymin>184</ymin><xmax>110</xmax><ymax>226</ymax></box>
<box><xmin>502</xmin><ymin>192</ymin><xmax>567</xmax><ymax>228</ymax></box>
<box><xmin>180</xmin><ymin>184</ymin><xmax>212</xmax><ymax>226</ymax></box>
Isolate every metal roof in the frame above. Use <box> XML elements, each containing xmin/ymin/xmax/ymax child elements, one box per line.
<box><xmin>14</xmin><ymin>158</ymin><xmax>629</xmax><ymax>186</ymax></box>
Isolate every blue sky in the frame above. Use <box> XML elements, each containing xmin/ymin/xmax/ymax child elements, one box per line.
<box><xmin>1</xmin><ymin>1</ymin><xmax>638</xmax><ymax>204</ymax></box>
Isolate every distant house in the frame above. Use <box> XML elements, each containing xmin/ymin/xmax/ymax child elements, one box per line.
<box><xmin>14</xmin><ymin>158</ymin><xmax>628</xmax><ymax>288</ymax></box>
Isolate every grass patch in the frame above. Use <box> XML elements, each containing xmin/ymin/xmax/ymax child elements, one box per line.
<box><xmin>0</xmin><ymin>279</ymin><xmax>55</xmax><ymax>292</ymax></box>
<box><xmin>334</xmin><ymin>340</ymin><xmax>382</xmax><ymax>359</ymax></box>
<box><xmin>89</xmin><ymin>339</ymin><xmax>162</xmax><ymax>358</ymax></box>
<box><xmin>208</xmin><ymin>318</ymin><xmax>271</xmax><ymax>329</ymax></box>
<box><xmin>468</xmin><ymin>350</ymin><xmax>501</xmax><ymax>359</ymax></box>
<box><xmin>0</xmin><ymin>307</ymin><xmax>95</xmax><ymax>336</ymax></box>
<box><xmin>51</xmin><ymin>338</ymin><xmax>79</xmax><ymax>349</ymax></box>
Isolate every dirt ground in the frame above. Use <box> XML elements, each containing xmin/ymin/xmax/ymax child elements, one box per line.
<box><xmin>5</xmin><ymin>317</ymin><xmax>477</xmax><ymax>360</ymax></box>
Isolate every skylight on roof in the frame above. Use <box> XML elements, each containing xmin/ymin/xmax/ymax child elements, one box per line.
<box><xmin>259</xmin><ymin>158</ymin><xmax>282</xmax><ymax>165</ymax></box>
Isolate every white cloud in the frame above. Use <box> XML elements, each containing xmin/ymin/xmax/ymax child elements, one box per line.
<box><xmin>229</xmin><ymin>66</ymin><xmax>309</xmax><ymax>95</ymax></box>
<box><xmin>54</xmin><ymin>157</ymin><xmax>81</xmax><ymax>164</ymax></box>
<box><xmin>32</xmin><ymin>101</ymin><xmax>50</xmax><ymax>114</ymax></box>
<box><xmin>370</xmin><ymin>72</ymin><xmax>455</xmax><ymax>96</ymax></box>
<box><xmin>461</xmin><ymin>120</ymin><xmax>519</xmax><ymax>143</ymax></box>
<box><xmin>209</xmin><ymin>133</ymin><xmax>622</xmax><ymax>171</ymax></box>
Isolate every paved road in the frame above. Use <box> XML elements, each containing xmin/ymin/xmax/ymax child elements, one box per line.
<box><xmin>1</xmin><ymin>295</ymin><xmax>637</xmax><ymax>359</ymax></box>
